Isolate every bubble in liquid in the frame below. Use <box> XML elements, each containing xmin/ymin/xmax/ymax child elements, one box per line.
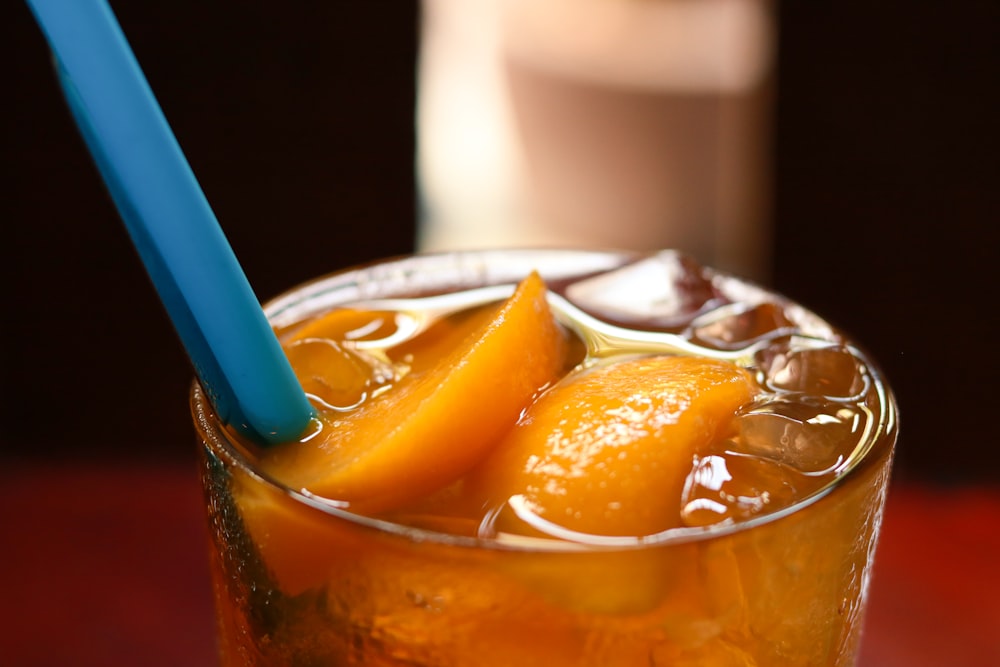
<box><xmin>736</xmin><ymin>399</ymin><xmax>868</xmax><ymax>476</ymax></box>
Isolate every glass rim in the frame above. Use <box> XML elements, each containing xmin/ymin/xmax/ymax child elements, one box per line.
<box><xmin>192</xmin><ymin>248</ymin><xmax>899</xmax><ymax>554</ymax></box>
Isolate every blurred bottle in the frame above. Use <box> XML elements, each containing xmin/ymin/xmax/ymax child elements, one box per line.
<box><xmin>418</xmin><ymin>0</ymin><xmax>775</xmax><ymax>281</ymax></box>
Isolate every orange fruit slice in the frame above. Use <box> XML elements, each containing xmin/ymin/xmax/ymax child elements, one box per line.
<box><xmin>262</xmin><ymin>272</ymin><xmax>569</xmax><ymax>514</ymax></box>
<box><xmin>474</xmin><ymin>355</ymin><xmax>756</xmax><ymax>538</ymax></box>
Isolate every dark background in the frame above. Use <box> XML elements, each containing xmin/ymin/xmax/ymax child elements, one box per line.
<box><xmin>4</xmin><ymin>2</ymin><xmax>998</xmax><ymax>484</ymax></box>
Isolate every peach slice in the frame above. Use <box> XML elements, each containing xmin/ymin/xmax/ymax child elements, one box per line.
<box><xmin>474</xmin><ymin>355</ymin><xmax>756</xmax><ymax>538</ymax></box>
<box><xmin>262</xmin><ymin>272</ymin><xmax>569</xmax><ymax>514</ymax></box>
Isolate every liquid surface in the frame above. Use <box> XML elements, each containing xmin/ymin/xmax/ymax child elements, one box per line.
<box><xmin>249</xmin><ymin>254</ymin><xmax>885</xmax><ymax>544</ymax></box>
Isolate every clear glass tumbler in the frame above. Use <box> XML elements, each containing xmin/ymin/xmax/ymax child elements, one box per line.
<box><xmin>193</xmin><ymin>249</ymin><xmax>897</xmax><ymax>666</ymax></box>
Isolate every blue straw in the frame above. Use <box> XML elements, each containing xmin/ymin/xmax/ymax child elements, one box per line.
<box><xmin>25</xmin><ymin>0</ymin><xmax>315</xmax><ymax>445</ymax></box>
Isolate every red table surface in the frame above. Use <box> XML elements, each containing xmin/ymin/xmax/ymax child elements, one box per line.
<box><xmin>1</xmin><ymin>461</ymin><xmax>998</xmax><ymax>666</ymax></box>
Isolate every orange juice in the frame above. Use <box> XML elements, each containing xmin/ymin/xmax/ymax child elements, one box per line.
<box><xmin>192</xmin><ymin>249</ymin><xmax>897</xmax><ymax>666</ymax></box>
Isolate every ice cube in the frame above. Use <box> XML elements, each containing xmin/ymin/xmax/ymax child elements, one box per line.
<box><xmin>736</xmin><ymin>399</ymin><xmax>868</xmax><ymax>475</ymax></box>
<box><xmin>285</xmin><ymin>338</ymin><xmax>396</xmax><ymax>411</ymax></box>
<box><xmin>680</xmin><ymin>452</ymin><xmax>803</xmax><ymax>527</ymax></box>
<box><xmin>691</xmin><ymin>302</ymin><xmax>795</xmax><ymax>350</ymax></box>
<box><xmin>564</xmin><ymin>252</ymin><xmax>719</xmax><ymax>329</ymax></box>
<box><xmin>757</xmin><ymin>341</ymin><xmax>869</xmax><ymax>400</ymax></box>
